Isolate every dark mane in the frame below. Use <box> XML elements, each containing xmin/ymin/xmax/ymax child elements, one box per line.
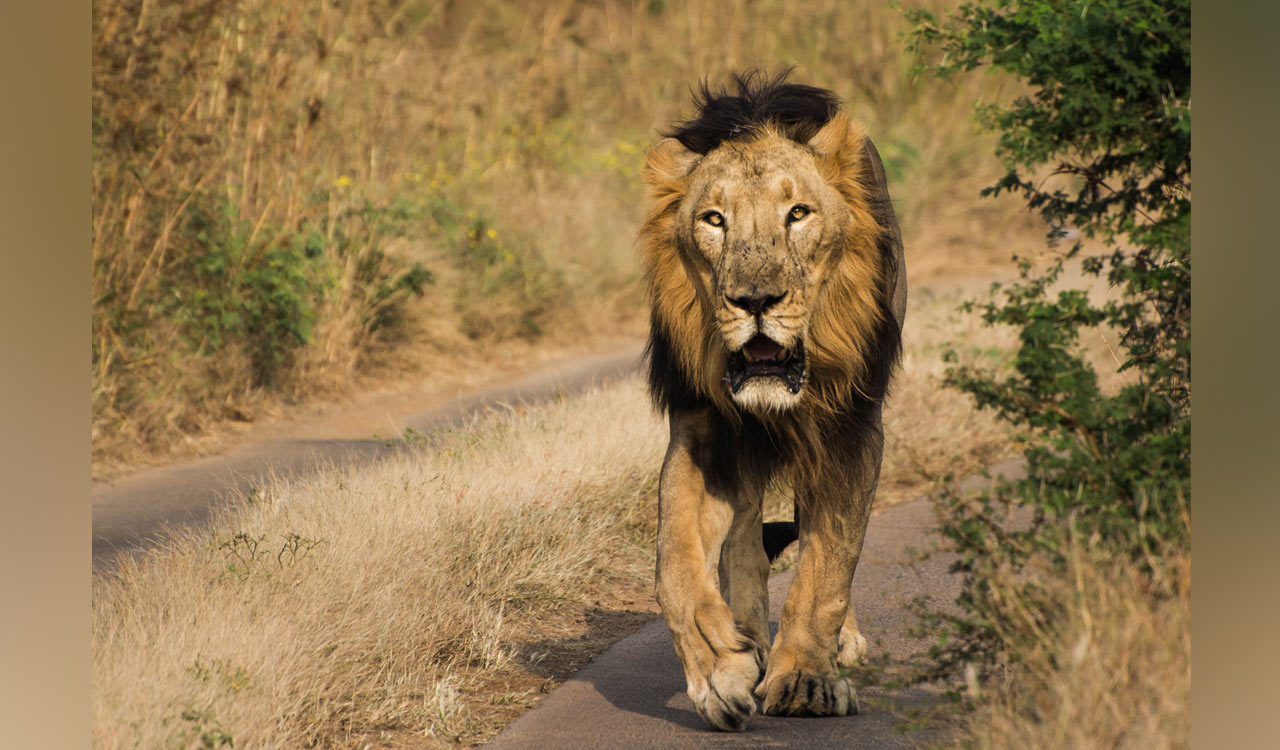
<box><xmin>663</xmin><ymin>69</ymin><xmax>841</xmax><ymax>155</ymax></box>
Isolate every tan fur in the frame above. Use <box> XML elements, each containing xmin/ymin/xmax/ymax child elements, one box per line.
<box><xmin>641</xmin><ymin>110</ymin><xmax>904</xmax><ymax>731</ymax></box>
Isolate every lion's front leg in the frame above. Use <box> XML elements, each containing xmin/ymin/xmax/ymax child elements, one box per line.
<box><xmin>754</xmin><ymin>513</ymin><xmax>861</xmax><ymax>717</ymax></box>
<box><xmin>756</xmin><ymin>439</ymin><xmax>880</xmax><ymax>717</ymax></box>
<box><xmin>656</xmin><ymin>412</ymin><xmax>768</xmax><ymax>732</ymax></box>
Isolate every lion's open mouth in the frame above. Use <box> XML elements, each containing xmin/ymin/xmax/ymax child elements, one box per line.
<box><xmin>724</xmin><ymin>334</ymin><xmax>806</xmax><ymax>394</ymax></box>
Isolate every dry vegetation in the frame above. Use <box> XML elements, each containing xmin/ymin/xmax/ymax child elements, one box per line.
<box><xmin>957</xmin><ymin>524</ymin><xmax>1191</xmax><ymax>750</ymax></box>
<box><xmin>94</xmin><ymin>381</ymin><xmax>666</xmax><ymax>748</ymax></box>
<box><xmin>91</xmin><ymin>0</ymin><xmax>1035</xmax><ymax>472</ymax></box>
<box><xmin>90</xmin><ymin>252</ymin><xmax>1171</xmax><ymax>749</ymax></box>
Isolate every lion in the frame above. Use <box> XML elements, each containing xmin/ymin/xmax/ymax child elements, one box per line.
<box><xmin>639</xmin><ymin>71</ymin><xmax>906</xmax><ymax>731</ymax></box>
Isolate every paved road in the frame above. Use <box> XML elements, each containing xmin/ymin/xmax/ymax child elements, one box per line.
<box><xmin>485</xmin><ymin>459</ymin><xmax>1026</xmax><ymax>749</ymax></box>
<box><xmin>92</xmin><ymin>345</ymin><xmax>644</xmax><ymax>570</ymax></box>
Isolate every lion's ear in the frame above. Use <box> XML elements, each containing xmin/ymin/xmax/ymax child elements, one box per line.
<box><xmin>807</xmin><ymin>112</ymin><xmax>868</xmax><ymax>183</ymax></box>
<box><xmin>643</xmin><ymin>138</ymin><xmax>699</xmax><ymax>193</ymax></box>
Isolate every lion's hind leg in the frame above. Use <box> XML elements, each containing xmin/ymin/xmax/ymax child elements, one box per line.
<box><xmin>718</xmin><ymin>484</ymin><xmax>772</xmax><ymax>678</ymax></box>
<box><xmin>761</xmin><ymin>521</ymin><xmax>798</xmax><ymax>562</ymax></box>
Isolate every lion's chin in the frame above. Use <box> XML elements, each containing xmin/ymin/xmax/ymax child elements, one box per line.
<box><xmin>730</xmin><ymin>379</ymin><xmax>804</xmax><ymax>413</ymax></box>
<box><xmin>723</xmin><ymin>334</ymin><xmax>807</xmax><ymax>414</ymax></box>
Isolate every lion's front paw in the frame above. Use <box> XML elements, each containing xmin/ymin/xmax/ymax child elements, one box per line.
<box><xmin>755</xmin><ymin>669</ymin><xmax>859</xmax><ymax>717</ymax></box>
<box><xmin>669</xmin><ymin>603</ymin><xmax>767</xmax><ymax>731</ymax></box>
<box><xmin>688</xmin><ymin>647</ymin><xmax>760</xmax><ymax>731</ymax></box>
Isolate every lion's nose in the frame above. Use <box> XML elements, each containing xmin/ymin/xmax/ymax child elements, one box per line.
<box><xmin>726</xmin><ymin>291</ymin><xmax>787</xmax><ymax>316</ymax></box>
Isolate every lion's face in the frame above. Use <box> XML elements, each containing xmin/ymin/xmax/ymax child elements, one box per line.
<box><xmin>641</xmin><ymin>113</ymin><xmax>888</xmax><ymax>419</ymax></box>
<box><xmin>674</xmin><ymin>135</ymin><xmax>853</xmax><ymax>412</ymax></box>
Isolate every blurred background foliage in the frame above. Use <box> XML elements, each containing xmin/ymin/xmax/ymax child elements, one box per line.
<box><xmin>91</xmin><ymin>0</ymin><xmax>1021</xmax><ymax>468</ymax></box>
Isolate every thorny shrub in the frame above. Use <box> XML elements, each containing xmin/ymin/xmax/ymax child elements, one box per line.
<box><xmin>903</xmin><ymin>0</ymin><xmax>1190</xmax><ymax>684</ymax></box>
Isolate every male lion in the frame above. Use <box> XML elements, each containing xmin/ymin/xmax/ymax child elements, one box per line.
<box><xmin>639</xmin><ymin>72</ymin><xmax>905</xmax><ymax>731</ymax></box>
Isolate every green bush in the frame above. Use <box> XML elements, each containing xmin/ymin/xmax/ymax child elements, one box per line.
<box><xmin>328</xmin><ymin>194</ymin><xmax>436</xmax><ymax>336</ymax></box>
<box><xmin>902</xmin><ymin>0</ymin><xmax>1190</xmax><ymax>679</ymax></box>
<box><xmin>166</xmin><ymin>199</ymin><xmax>322</xmax><ymax>386</ymax></box>
<box><xmin>93</xmin><ymin>193</ymin><xmax>432</xmax><ymax>404</ymax></box>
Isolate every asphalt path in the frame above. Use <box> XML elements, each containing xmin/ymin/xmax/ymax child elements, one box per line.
<box><xmin>485</xmin><ymin>459</ymin><xmax>1026</xmax><ymax>749</ymax></box>
<box><xmin>91</xmin><ymin>345</ymin><xmax>645</xmax><ymax>570</ymax></box>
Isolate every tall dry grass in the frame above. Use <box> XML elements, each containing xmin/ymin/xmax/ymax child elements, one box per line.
<box><xmin>879</xmin><ymin>283</ymin><xmax>1020</xmax><ymax>505</ymax></box>
<box><xmin>92</xmin><ymin>0</ymin><xmax>1034</xmax><ymax>470</ymax></box>
<box><xmin>93</xmin><ymin>378</ymin><xmax>667</xmax><ymax>748</ymax></box>
<box><xmin>959</xmin><ymin>525</ymin><xmax>1191</xmax><ymax>749</ymax></box>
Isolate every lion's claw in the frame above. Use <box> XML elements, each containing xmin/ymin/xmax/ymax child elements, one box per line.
<box><xmin>690</xmin><ymin>648</ymin><xmax>760</xmax><ymax>731</ymax></box>
<box><xmin>757</xmin><ymin>670</ymin><xmax>858</xmax><ymax>717</ymax></box>
<box><xmin>695</xmin><ymin>685</ymin><xmax>754</xmax><ymax>732</ymax></box>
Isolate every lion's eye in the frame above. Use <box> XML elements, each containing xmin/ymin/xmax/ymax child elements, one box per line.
<box><xmin>701</xmin><ymin>211</ymin><xmax>725</xmax><ymax>228</ymax></box>
<box><xmin>788</xmin><ymin>205</ymin><xmax>811</xmax><ymax>223</ymax></box>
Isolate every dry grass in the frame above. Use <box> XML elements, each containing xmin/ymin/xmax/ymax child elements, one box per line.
<box><xmin>91</xmin><ymin>0</ymin><xmax>1034</xmax><ymax>471</ymax></box>
<box><xmin>94</xmin><ymin>379</ymin><xmax>667</xmax><ymax>748</ymax></box>
<box><xmin>959</xmin><ymin>528</ymin><xmax>1191</xmax><ymax>749</ymax></box>
<box><xmin>879</xmin><ymin>283</ymin><xmax>1020</xmax><ymax>506</ymax></box>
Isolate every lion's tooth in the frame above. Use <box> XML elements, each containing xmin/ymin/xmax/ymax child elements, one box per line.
<box><xmin>743</xmin><ymin>348</ymin><xmax>757</xmax><ymax>363</ymax></box>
